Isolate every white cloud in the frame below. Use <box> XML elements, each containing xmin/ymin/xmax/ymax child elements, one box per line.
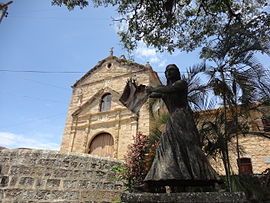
<box><xmin>137</xmin><ymin>47</ymin><xmax>156</xmax><ymax>57</ymax></box>
<box><xmin>0</xmin><ymin>132</ymin><xmax>60</xmax><ymax>150</ymax></box>
<box><xmin>112</xmin><ymin>17</ymin><xmax>167</xmax><ymax>69</ymax></box>
<box><xmin>113</xmin><ymin>19</ymin><xmax>129</xmax><ymax>33</ymax></box>
<box><xmin>134</xmin><ymin>42</ymin><xmax>167</xmax><ymax>68</ymax></box>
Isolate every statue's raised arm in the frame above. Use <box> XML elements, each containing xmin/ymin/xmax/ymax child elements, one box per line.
<box><xmin>148</xmin><ymin>80</ymin><xmax>187</xmax><ymax>94</ymax></box>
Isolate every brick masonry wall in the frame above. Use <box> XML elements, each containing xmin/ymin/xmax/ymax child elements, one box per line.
<box><xmin>0</xmin><ymin>149</ymin><xmax>125</xmax><ymax>203</ymax></box>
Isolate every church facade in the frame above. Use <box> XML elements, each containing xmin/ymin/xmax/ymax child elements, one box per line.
<box><xmin>60</xmin><ymin>55</ymin><xmax>161</xmax><ymax>159</ymax></box>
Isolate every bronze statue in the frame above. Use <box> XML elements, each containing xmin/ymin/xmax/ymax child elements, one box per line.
<box><xmin>144</xmin><ymin>64</ymin><xmax>220</xmax><ymax>190</ymax></box>
<box><xmin>120</xmin><ymin>64</ymin><xmax>220</xmax><ymax>192</ymax></box>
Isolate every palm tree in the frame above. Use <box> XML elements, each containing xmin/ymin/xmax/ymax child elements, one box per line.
<box><xmin>201</xmin><ymin>19</ymin><xmax>270</xmax><ymax>190</ymax></box>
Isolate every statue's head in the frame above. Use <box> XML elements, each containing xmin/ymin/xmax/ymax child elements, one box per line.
<box><xmin>165</xmin><ymin>64</ymin><xmax>180</xmax><ymax>83</ymax></box>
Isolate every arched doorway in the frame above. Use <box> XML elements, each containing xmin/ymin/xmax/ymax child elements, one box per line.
<box><xmin>88</xmin><ymin>133</ymin><xmax>114</xmax><ymax>158</ymax></box>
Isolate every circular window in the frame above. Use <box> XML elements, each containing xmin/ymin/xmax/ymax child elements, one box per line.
<box><xmin>107</xmin><ymin>63</ymin><xmax>112</xmax><ymax>69</ymax></box>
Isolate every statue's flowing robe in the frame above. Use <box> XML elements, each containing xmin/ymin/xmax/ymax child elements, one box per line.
<box><xmin>144</xmin><ymin>106</ymin><xmax>220</xmax><ymax>185</ymax></box>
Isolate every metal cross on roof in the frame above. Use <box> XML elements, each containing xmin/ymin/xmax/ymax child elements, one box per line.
<box><xmin>110</xmin><ymin>47</ymin><xmax>114</xmax><ymax>56</ymax></box>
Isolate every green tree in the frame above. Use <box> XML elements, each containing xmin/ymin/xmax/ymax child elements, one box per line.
<box><xmin>202</xmin><ymin>37</ymin><xmax>269</xmax><ymax>189</ymax></box>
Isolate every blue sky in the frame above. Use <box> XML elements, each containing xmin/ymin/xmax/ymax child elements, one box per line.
<box><xmin>0</xmin><ymin>1</ymin><xmax>269</xmax><ymax>150</ymax></box>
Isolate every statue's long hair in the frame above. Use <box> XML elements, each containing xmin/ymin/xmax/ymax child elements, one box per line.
<box><xmin>165</xmin><ymin>64</ymin><xmax>181</xmax><ymax>85</ymax></box>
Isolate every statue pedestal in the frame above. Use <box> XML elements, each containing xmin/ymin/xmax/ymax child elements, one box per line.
<box><xmin>121</xmin><ymin>192</ymin><xmax>246</xmax><ymax>203</ymax></box>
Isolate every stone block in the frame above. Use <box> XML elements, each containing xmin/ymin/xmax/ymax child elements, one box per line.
<box><xmin>34</xmin><ymin>190</ymin><xmax>51</xmax><ymax>200</ymax></box>
<box><xmin>9</xmin><ymin>152</ymin><xmax>18</xmax><ymax>162</ymax></box>
<box><xmin>0</xmin><ymin>165</ymin><xmax>10</xmax><ymax>175</ymax></box>
<box><xmin>52</xmin><ymin>160</ymin><xmax>62</xmax><ymax>167</ymax></box>
<box><xmin>103</xmin><ymin>182</ymin><xmax>116</xmax><ymax>190</ymax></box>
<box><xmin>53</xmin><ymin>169</ymin><xmax>73</xmax><ymax>178</ymax></box>
<box><xmin>37</xmin><ymin>159</ymin><xmax>56</xmax><ymax>166</ymax></box>
<box><xmin>78</xmin><ymin>180</ymin><xmax>90</xmax><ymax>189</ymax></box>
<box><xmin>81</xmin><ymin>170</ymin><xmax>94</xmax><ymax>179</ymax></box>
<box><xmin>0</xmin><ymin>176</ymin><xmax>9</xmax><ymax>187</ymax></box>
<box><xmin>19</xmin><ymin>177</ymin><xmax>34</xmax><ymax>187</ymax></box>
<box><xmin>50</xmin><ymin>190</ymin><xmax>79</xmax><ymax>200</ymax></box>
<box><xmin>31</xmin><ymin>167</ymin><xmax>44</xmax><ymax>177</ymax></box>
<box><xmin>10</xmin><ymin>166</ymin><xmax>32</xmax><ymax>176</ymax></box>
<box><xmin>39</xmin><ymin>152</ymin><xmax>50</xmax><ymax>159</ymax></box>
<box><xmin>26</xmin><ymin>158</ymin><xmax>37</xmax><ymax>165</ymax></box>
<box><xmin>28</xmin><ymin>151</ymin><xmax>42</xmax><ymax>159</ymax></box>
<box><xmin>47</xmin><ymin>152</ymin><xmax>65</xmax><ymax>159</ymax></box>
<box><xmin>3</xmin><ymin>188</ymin><xmax>23</xmax><ymax>199</ymax></box>
<box><xmin>70</xmin><ymin>161</ymin><xmax>79</xmax><ymax>168</ymax></box>
<box><xmin>89</xmin><ymin>182</ymin><xmax>103</xmax><ymax>190</ymax></box>
<box><xmin>113</xmin><ymin>183</ymin><xmax>124</xmax><ymax>190</ymax></box>
<box><xmin>9</xmin><ymin>176</ymin><xmax>18</xmax><ymax>187</ymax></box>
<box><xmin>72</xmin><ymin>170</ymin><xmax>81</xmax><ymax>177</ymax></box>
<box><xmin>63</xmin><ymin>180</ymin><xmax>78</xmax><ymax>189</ymax></box>
<box><xmin>44</xmin><ymin>169</ymin><xmax>53</xmax><ymax>177</ymax></box>
<box><xmin>95</xmin><ymin>171</ymin><xmax>106</xmax><ymax>179</ymax></box>
<box><xmin>77</xmin><ymin>162</ymin><xmax>89</xmax><ymax>169</ymax></box>
<box><xmin>88</xmin><ymin>162</ymin><xmax>98</xmax><ymax>170</ymax></box>
<box><xmin>46</xmin><ymin>179</ymin><xmax>60</xmax><ymax>188</ymax></box>
<box><xmin>62</xmin><ymin>158</ymin><xmax>72</xmax><ymax>168</ymax></box>
<box><xmin>121</xmin><ymin>192</ymin><xmax>247</xmax><ymax>203</ymax></box>
<box><xmin>106</xmin><ymin>171</ymin><xmax>118</xmax><ymax>181</ymax></box>
<box><xmin>35</xmin><ymin>179</ymin><xmax>46</xmax><ymax>188</ymax></box>
<box><xmin>81</xmin><ymin>190</ymin><xmax>122</xmax><ymax>202</ymax></box>
<box><xmin>39</xmin><ymin>202</ymin><xmax>80</xmax><ymax>203</ymax></box>
<box><xmin>0</xmin><ymin>157</ymin><xmax>9</xmax><ymax>164</ymax></box>
<box><xmin>20</xmin><ymin>189</ymin><xmax>36</xmax><ymax>200</ymax></box>
<box><xmin>13</xmin><ymin>202</ymin><xmax>36</xmax><ymax>203</ymax></box>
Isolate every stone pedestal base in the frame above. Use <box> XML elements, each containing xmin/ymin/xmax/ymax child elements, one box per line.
<box><xmin>121</xmin><ymin>192</ymin><xmax>246</xmax><ymax>202</ymax></box>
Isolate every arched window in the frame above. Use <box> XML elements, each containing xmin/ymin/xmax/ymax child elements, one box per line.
<box><xmin>88</xmin><ymin>133</ymin><xmax>114</xmax><ymax>158</ymax></box>
<box><xmin>100</xmin><ymin>93</ymin><xmax>112</xmax><ymax>112</ymax></box>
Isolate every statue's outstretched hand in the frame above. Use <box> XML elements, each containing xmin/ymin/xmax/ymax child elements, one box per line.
<box><xmin>146</xmin><ymin>86</ymin><xmax>154</xmax><ymax>94</ymax></box>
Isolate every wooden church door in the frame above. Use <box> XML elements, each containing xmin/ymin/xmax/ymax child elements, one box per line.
<box><xmin>88</xmin><ymin>133</ymin><xmax>114</xmax><ymax>158</ymax></box>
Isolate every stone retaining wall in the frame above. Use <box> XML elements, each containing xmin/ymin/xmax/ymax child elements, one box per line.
<box><xmin>0</xmin><ymin>149</ymin><xmax>125</xmax><ymax>202</ymax></box>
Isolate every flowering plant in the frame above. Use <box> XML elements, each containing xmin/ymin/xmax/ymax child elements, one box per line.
<box><xmin>111</xmin><ymin>131</ymin><xmax>160</xmax><ymax>191</ymax></box>
<box><xmin>124</xmin><ymin>132</ymin><xmax>150</xmax><ymax>188</ymax></box>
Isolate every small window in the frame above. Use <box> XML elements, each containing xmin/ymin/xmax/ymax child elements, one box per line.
<box><xmin>100</xmin><ymin>93</ymin><xmax>112</xmax><ymax>112</ymax></box>
<box><xmin>262</xmin><ymin>117</ymin><xmax>270</xmax><ymax>132</ymax></box>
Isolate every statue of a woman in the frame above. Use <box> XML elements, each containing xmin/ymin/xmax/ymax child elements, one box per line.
<box><xmin>144</xmin><ymin>64</ymin><xmax>220</xmax><ymax>189</ymax></box>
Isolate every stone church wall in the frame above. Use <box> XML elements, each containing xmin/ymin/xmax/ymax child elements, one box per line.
<box><xmin>209</xmin><ymin>135</ymin><xmax>270</xmax><ymax>175</ymax></box>
<box><xmin>61</xmin><ymin>56</ymin><xmax>160</xmax><ymax>160</ymax></box>
<box><xmin>0</xmin><ymin>149</ymin><xmax>124</xmax><ymax>203</ymax></box>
